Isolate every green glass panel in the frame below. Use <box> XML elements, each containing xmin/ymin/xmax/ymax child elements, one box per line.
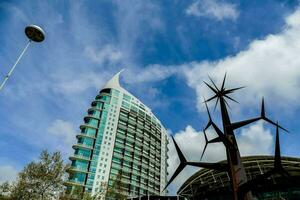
<box><xmin>112</xmin><ymin>89</ymin><xmax>120</xmax><ymax>97</ymax></box>
<box><xmin>122</xmin><ymin>101</ymin><xmax>130</xmax><ymax>109</ymax></box>
<box><xmin>112</xmin><ymin>97</ymin><xmax>118</xmax><ymax>105</ymax></box>
<box><xmin>123</xmin><ymin>94</ymin><xmax>131</xmax><ymax>101</ymax></box>
<box><xmin>74</xmin><ymin>149</ymin><xmax>91</xmax><ymax>157</ymax></box>
<box><xmin>78</xmin><ymin>137</ymin><xmax>94</xmax><ymax>146</ymax></box>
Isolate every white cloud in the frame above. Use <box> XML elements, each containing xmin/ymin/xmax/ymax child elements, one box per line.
<box><xmin>182</xmin><ymin>8</ymin><xmax>300</xmax><ymax>113</ymax></box>
<box><xmin>0</xmin><ymin>165</ymin><xmax>18</xmax><ymax>183</ymax></box>
<box><xmin>124</xmin><ymin>64</ymin><xmax>179</xmax><ymax>84</ymax></box>
<box><xmin>84</xmin><ymin>45</ymin><xmax>122</xmax><ymax>65</ymax></box>
<box><xmin>167</xmin><ymin>122</ymin><xmax>274</xmax><ymax>194</ymax></box>
<box><xmin>51</xmin><ymin>71</ymin><xmax>109</xmax><ymax>96</ymax></box>
<box><xmin>237</xmin><ymin>121</ymin><xmax>273</xmax><ymax>156</ymax></box>
<box><xmin>186</xmin><ymin>0</ymin><xmax>239</xmax><ymax>21</ymax></box>
<box><xmin>47</xmin><ymin>119</ymin><xmax>76</xmax><ymax>156</ymax></box>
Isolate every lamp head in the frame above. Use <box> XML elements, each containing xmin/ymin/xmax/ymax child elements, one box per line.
<box><xmin>25</xmin><ymin>25</ymin><xmax>45</xmax><ymax>42</ymax></box>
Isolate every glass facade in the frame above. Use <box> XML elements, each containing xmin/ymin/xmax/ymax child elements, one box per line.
<box><xmin>108</xmin><ymin>106</ymin><xmax>163</xmax><ymax>196</ymax></box>
<box><xmin>65</xmin><ymin>72</ymin><xmax>168</xmax><ymax>198</ymax></box>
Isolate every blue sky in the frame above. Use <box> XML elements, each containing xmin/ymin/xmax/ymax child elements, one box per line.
<box><xmin>0</xmin><ymin>0</ymin><xmax>300</xmax><ymax>194</ymax></box>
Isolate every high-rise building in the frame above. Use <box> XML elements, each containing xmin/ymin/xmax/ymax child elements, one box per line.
<box><xmin>65</xmin><ymin>71</ymin><xmax>169</xmax><ymax>198</ymax></box>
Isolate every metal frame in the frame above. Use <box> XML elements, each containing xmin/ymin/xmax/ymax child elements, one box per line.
<box><xmin>165</xmin><ymin>74</ymin><xmax>289</xmax><ymax>200</ymax></box>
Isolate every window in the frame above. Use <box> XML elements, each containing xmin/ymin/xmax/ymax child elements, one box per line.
<box><xmin>82</xmin><ymin>127</ymin><xmax>96</xmax><ymax>137</ymax></box>
<box><xmin>122</xmin><ymin>101</ymin><xmax>130</xmax><ymax>109</ymax></box>
<box><xmin>98</xmin><ymin>95</ymin><xmax>111</xmax><ymax>103</ymax></box>
<box><xmin>112</xmin><ymin>97</ymin><xmax>118</xmax><ymax>105</ymax></box>
<box><xmin>78</xmin><ymin>137</ymin><xmax>93</xmax><ymax>146</ymax></box>
<box><xmin>85</xmin><ymin>118</ymin><xmax>99</xmax><ymax>127</ymax></box>
<box><xmin>123</xmin><ymin>94</ymin><xmax>131</xmax><ymax>101</ymax></box>
<box><xmin>112</xmin><ymin>89</ymin><xmax>120</xmax><ymax>97</ymax></box>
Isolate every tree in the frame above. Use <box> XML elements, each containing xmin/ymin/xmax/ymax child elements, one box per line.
<box><xmin>60</xmin><ymin>183</ymin><xmax>109</xmax><ymax>200</ymax></box>
<box><xmin>106</xmin><ymin>173</ymin><xmax>127</xmax><ymax>200</ymax></box>
<box><xmin>0</xmin><ymin>182</ymin><xmax>12</xmax><ymax>200</ymax></box>
<box><xmin>11</xmin><ymin>150</ymin><xmax>67</xmax><ymax>200</ymax></box>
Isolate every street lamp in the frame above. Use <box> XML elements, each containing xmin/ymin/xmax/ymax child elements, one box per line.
<box><xmin>0</xmin><ymin>24</ymin><xmax>45</xmax><ymax>91</ymax></box>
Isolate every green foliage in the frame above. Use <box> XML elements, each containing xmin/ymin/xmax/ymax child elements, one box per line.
<box><xmin>105</xmin><ymin>173</ymin><xmax>127</xmax><ymax>200</ymax></box>
<box><xmin>0</xmin><ymin>182</ymin><xmax>12</xmax><ymax>200</ymax></box>
<box><xmin>1</xmin><ymin>150</ymin><xmax>129</xmax><ymax>200</ymax></box>
<box><xmin>10</xmin><ymin>150</ymin><xmax>67</xmax><ymax>200</ymax></box>
<box><xmin>61</xmin><ymin>185</ymin><xmax>105</xmax><ymax>200</ymax></box>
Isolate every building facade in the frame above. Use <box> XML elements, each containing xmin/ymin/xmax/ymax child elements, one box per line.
<box><xmin>65</xmin><ymin>71</ymin><xmax>169</xmax><ymax>198</ymax></box>
<box><xmin>178</xmin><ymin>156</ymin><xmax>300</xmax><ymax>200</ymax></box>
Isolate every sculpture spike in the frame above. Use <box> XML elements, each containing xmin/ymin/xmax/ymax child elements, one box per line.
<box><xmin>230</xmin><ymin>117</ymin><xmax>261</xmax><ymax>130</ymax></box>
<box><xmin>205</xmin><ymin>94</ymin><xmax>218</xmax><ymax>103</ymax></box>
<box><xmin>204</xmin><ymin>81</ymin><xmax>218</xmax><ymax>94</ymax></box>
<box><xmin>274</xmin><ymin>122</ymin><xmax>282</xmax><ymax>170</ymax></box>
<box><xmin>208</xmin><ymin>137</ymin><xmax>222</xmax><ymax>143</ymax></box>
<box><xmin>204</xmin><ymin>99</ymin><xmax>213</xmax><ymax>131</ymax></box>
<box><xmin>208</xmin><ymin>75</ymin><xmax>219</xmax><ymax>92</ymax></box>
<box><xmin>204</xmin><ymin>99</ymin><xmax>212</xmax><ymax>121</ymax></box>
<box><xmin>211</xmin><ymin>122</ymin><xmax>224</xmax><ymax>137</ymax></box>
<box><xmin>224</xmin><ymin>94</ymin><xmax>239</xmax><ymax>104</ymax></box>
<box><xmin>221</xmin><ymin>72</ymin><xmax>227</xmax><ymax>91</ymax></box>
<box><xmin>230</xmin><ymin>98</ymin><xmax>287</xmax><ymax>132</ymax></box>
<box><xmin>224</xmin><ymin>98</ymin><xmax>231</xmax><ymax>109</ymax></box>
<box><xmin>163</xmin><ymin>136</ymin><xmax>188</xmax><ymax>191</ymax></box>
<box><xmin>239</xmin><ymin>121</ymin><xmax>290</xmax><ymax>196</ymax></box>
<box><xmin>214</xmin><ymin>97</ymin><xmax>220</xmax><ymax>111</ymax></box>
<box><xmin>263</xmin><ymin>117</ymin><xmax>288</xmax><ymax>132</ymax></box>
<box><xmin>171</xmin><ymin>135</ymin><xmax>187</xmax><ymax>163</ymax></box>
<box><xmin>261</xmin><ymin>98</ymin><xmax>265</xmax><ymax>118</ymax></box>
<box><xmin>163</xmin><ymin>162</ymin><xmax>186</xmax><ymax>191</ymax></box>
<box><xmin>225</xmin><ymin>86</ymin><xmax>245</xmax><ymax>94</ymax></box>
<box><xmin>200</xmin><ymin>130</ymin><xmax>209</xmax><ymax>160</ymax></box>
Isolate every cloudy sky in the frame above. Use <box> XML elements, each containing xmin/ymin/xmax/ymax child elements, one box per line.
<box><xmin>0</xmin><ymin>0</ymin><xmax>300</xmax><ymax>194</ymax></box>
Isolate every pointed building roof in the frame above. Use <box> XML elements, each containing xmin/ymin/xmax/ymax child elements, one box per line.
<box><xmin>100</xmin><ymin>69</ymin><xmax>166</xmax><ymax>133</ymax></box>
<box><xmin>102</xmin><ymin>69</ymin><xmax>130</xmax><ymax>95</ymax></box>
<box><xmin>103</xmin><ymin>69</ymin><xmax>124</xmax><ymax>89</ymax></box>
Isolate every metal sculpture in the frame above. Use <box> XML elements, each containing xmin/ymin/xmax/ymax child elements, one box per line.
<box><xmin>165</xmin><ymin>74</ymin><xmax>288</xmax><ymax>200</ymax></box>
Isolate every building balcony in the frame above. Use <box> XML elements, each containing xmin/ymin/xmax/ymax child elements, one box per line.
<box><xmin>72</xmin><ymin>143</ymin><xmax>93</xmax><ymax>150</ymax></box>
<box><xmin>76</xmin><ymin>133</ymin><xmax>96</xmax><ymax>140</ymax></box>
<box><xmin>79</xmin><ymin>124</ymin><xmax>99</xmax><ymax>130</ymax></box>
<box><xmin>64</xmin><ymin>179</ymin><xmax>85</xmax><ymax>187</ymax></box>
<box><xmin>115</xmin><ymin>142</ymin><xmax>125</xmax><ymax>148</ymax></box>
<box><xmin>66</xmin><ymin>166</ymin><xmax>89</xmax><ymax>174</ymax></box>
<box><xmin>91</xmin><ymin>99</ymin><xmax>107</xmax><ymax>106</ymax></box>
<box><xmin>125</xmin><ymin>146</ymin><xmax>134</xmax><ymax>152</ymax></box>
<box><xmin>113</xmin><ymin>152</ymin><xmax>123</xmax><ymax>159</ymax></box>
<box><xmin>119</xmin><ymin>115</ymin><xmax>128</xmax><ymax>122</ymax></box>
<box><xmin>123</xmin><ymin>156</ymin><xmax>133</xmax><ymax>162</ymax></box>
<box><xmin>117</xmin><ymin>123</ymin><xmax>127</xmax><ymax>130</ymax></box>
<box><xmin>116</xmin><ymin>133</ymin><xmax>126</xmax><ymax>140</ymax></box>
<box><xmin>87</xmin><ymin>107</ymin><xmax>103</xmax><ymax>113</ymax></box>
<box><xmin>84</xmin><ymin>115</ymin><xmax>100</xmax><ymax>121</ymax></box>
<box><xmin>69</xmin><ymin>154</ymin><xmax>91</xmax><ymax>162</ymax></box>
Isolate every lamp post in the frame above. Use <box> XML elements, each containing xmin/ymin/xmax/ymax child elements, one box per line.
<box><xmin>0</xmin><ymin>24</ymin><xmax>45</xmax><ymax>91</ymax></box>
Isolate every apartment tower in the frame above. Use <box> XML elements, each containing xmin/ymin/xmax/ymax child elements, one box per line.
<box><xmin>65</xmin><ymin>71</ymin><xmax>169</xmax><ymax>198</ymax></box>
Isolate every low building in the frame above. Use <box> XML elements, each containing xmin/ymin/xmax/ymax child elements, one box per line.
<box><xmin>178</xmin><ymin>156</ymin><xmax>300</xmax><ymax>200</ymax></box>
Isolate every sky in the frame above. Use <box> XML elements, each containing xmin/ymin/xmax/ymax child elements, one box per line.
<box><xmin>0</xmin><ymin>0</ymin><xmax>300</xmax><ymax>195</ymax></box>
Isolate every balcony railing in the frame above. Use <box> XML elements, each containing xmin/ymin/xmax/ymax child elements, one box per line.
<box><xmin>70</xmin><ymin>154</ymin><xmax>91</xmax><ymax>161</ymax></box>
<box><xmin>73</xmin><ymin>143</ymin><xmax>93</xmax><ymax>150</ymax></box>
